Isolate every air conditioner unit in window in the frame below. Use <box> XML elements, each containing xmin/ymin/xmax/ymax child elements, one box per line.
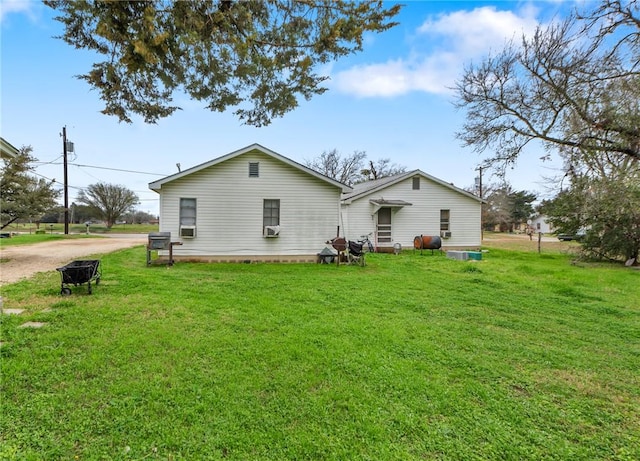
<box><xmin>180</xmin><ymin>225</ymin><xmax>196</xmax><ymax>238</ymax></box>
<box><xmin>440</xmin><ymin>231</ymin><xmax>452</xmax><ymax>239</ymax></box>
<box><xmin>263</xmin><ymin>225</ymin><xmax>280</xmax><ymax>238</ymax></box>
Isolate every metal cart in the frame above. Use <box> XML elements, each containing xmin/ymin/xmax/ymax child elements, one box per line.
<box><xmin>56</xmin><ymin>260</ymin><xmax>101</xmax><ymax>295</ymax></box>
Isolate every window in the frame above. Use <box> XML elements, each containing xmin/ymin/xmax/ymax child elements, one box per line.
<box><xmin>412</xmin><ymin>176</ymin><xmax>420</xmax><ymax>190</ymax></box>
<box><xmin>180</xmin><ymin>198</ymin><xmax>196</xmax><ymax>226</ymax></box>
<box><xmin>249</xmin><ymin>162</ymin><xmax>259</xmax><ymax>177</ymax></box>
<box><xmin>440</xmin><ymin>209</ymin><xmax>450</xmax><ymax>231</ymax></box>
<box><xmin>263</xmin><ymin>199</ymin><xmax>280</xmax><ymax>227</ymax></box>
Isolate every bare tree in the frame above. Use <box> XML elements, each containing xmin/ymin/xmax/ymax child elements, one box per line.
<box><xmin>76</xmin><ymin>183</ymin><xmax>139</xmax><ymax>229</ymax></box>
<box><xmin>359</xmin><ymin>158</ymin><xmax>407</xmax><ymax>182</ymax></box>
<box><xmin>305</xmin><ymin>150</ymin><xmax>408</xmax><ymax>186</ymax></box>
<box><xmin>304</xmin><ymin>149</ymin><xmax>367</xmax><ymax>186</ymax></box>
<box><xmin>454</xmin><ymin>0</ymin><xmax>640</xmax><ymax>175</ymax></box>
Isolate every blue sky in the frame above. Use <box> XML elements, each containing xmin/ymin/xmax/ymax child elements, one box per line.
<box><xmin>1</xmin><ymin>1</ymin><xmax>578</xmax><ymax>215</ymax></box>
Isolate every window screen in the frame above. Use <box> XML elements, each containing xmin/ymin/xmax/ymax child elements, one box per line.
<box><xmin>180</xmin><ymin>198</ymin><xmax>196</xmax><ymax>226</ymax></box>
<box><xmin>440</xmin><ymin>209</ymin><xmax>450</xmax><ymax>231</ymax></box>
<box><xmin>249</xmin><ymin>162</ymin><xmax>259</xmax><ymax>177</ymax></box>
<box><xmin>412</xmin><ymin>177</ymin><xmax>420</xmax><ymax>190</ymax></box>
<box><xmin>263</xmin><ymin>199</ymin><xmax>280</xmax><ymax>227</ymax></box>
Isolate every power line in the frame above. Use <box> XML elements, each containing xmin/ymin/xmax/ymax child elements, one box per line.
<box><xmin>30</xmin><ymin>171</ymin><xmax>159</xmax><ymax>197</ymax></box>
<box><xmin>69</xmin><ymin>163</ymin><xmax>168</xmax><ymax>176</ymax></box>
<box><xmin>36</xmin><ymin>161</ymin><xmax>168</xmax><ymax>176</ymax></box>
<box><xmin>30</xmin><ymin>170</ymin><xmax>84</xmax><ymax>190</ymax></box>
<box><xmin>75</xmin><ymin>164</ymin><xmax>106</xmax><ymax>183</ymax></box>
<box><xmin>32</xmin><ymin>154</ymin><xmax>63</xmax><ymax>165</ymax></box>
<box><xmin>32</xmin><ymin>160</ymin><xmax>169</xmax><ymax>177</ymax></box>
<box><xmin>29</xmin><ymin>154</ymin><xmax>163</xmax><ymax>199</ymax></box>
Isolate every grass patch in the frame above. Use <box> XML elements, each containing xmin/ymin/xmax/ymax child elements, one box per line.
<box><xmin>482</xmin><ymin>231</ymin><xmax>581</xmax><ymax>255</ymax></box>
<box><xmin>0</xmin><ymin>233</ymin><xmax>102</xmax><ymax>247</ymax></box>
<box><xmin>1</xmin><ymin>245</ymin><xmax>639</xmax><ymax>460</ymax></box>
<box><xmin>2</xmin><ymin>222</ymin><xmax>157</xmax><ymax>237</ymax></box>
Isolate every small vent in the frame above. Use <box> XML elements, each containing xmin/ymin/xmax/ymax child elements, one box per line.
<box><xmin>440</xmin><ymin>231</ymin><xmax>452</xmax><ymax>239</ymax></box>
<box><xmin>180</xmin><ymin>226</ymin><xmax>196</xmax><ymax>238</ymax></box>
<box><xmin>249</xmin><ymin>162</ymin><xmax>259</xmax><ymax>177</ymax></box>
<box><xmin>263</xmin><ymin>225</ymin><xmax>280</xmax><ymax>238</ymax></box>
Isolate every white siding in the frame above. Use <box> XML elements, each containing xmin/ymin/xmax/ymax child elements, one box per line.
<box><xmin>342</xmin><ymin>175</ymin><xmax>481</xmax><ymax>248</ymax></box>
<box><xmin>531</xmin><ymin>215</ymin><xmax>554</xmax><ymax>234</ymax></box>
<box><xmin>340</xmin><ymin>199</ymin><xmax>375</xmax><ymax>241</ymax></box>
<box><xmin>158</xmin><ymin>150</ymin><xmax>341</xmax><ymax>257</ymax></box>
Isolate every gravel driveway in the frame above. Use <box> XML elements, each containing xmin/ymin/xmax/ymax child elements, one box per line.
<box><xmin>0</xmin><ymin>234</ymin><xmax>146</xmax><ymax>286</ymax></box>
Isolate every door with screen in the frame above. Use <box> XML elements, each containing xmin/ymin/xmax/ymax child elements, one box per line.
<box><xmin>377</xmin><ymin>208</ymin><xmax>392</xmax><ymax>244</ymax></box>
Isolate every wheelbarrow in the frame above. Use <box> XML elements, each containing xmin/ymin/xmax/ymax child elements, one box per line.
<box><xmin>56</xmin><ymin>260</ymin><xmax>101</xmax><ymax>295</ymax></box>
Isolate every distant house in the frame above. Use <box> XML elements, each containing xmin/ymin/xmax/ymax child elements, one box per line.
<box><xmin>530</xmin><ymin>214</ymin><xmax>555</xmax><ymax>234</ymax></box>
<box><xmin>340</xmin><ymin>170</ymin><xmax>483</xmax><ymax>250</ymax></box>
<box><xmin>149</xmin><ymin>144</ymin><xmax>351</xmax><ymax>262</ymax></box>
<box><xmin>1</xmin><ymin>137</ymin><xmax>19</xmax><ymax>160</ymax></box>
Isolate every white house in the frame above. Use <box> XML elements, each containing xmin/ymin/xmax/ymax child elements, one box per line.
<box><xmin>149</xmin><ymin>144</ymin><xmax>351</xmax><ymax>262</ymax></box>
<box><xmin>340</xmin><ymin>170</ymin><xmax>483</xmax><ymax>251</ymax></box>
<box><xmin>530</xmin><ymin>214</ymin><xmax>555</xmax><ymax>234</ymax></box>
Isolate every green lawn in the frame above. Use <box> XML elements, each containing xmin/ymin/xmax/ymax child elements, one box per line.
<box><xmin>1</xmin><ymin>246</ymin><xmax>638</xmax><ymax>460</ymax></box>
<box><xmin>2</xmin><ymin>222</ymin><xmax>157</xmax><ymax>236</ymax></box>
<box><xmin>1</xmin><ymin>223</ymin><xmax>156</xmax><ymax>248</ymax></box>
<box><xmin>0</xmin><ymin>233</ymin><xmax>100</xmax><ymax>248</ymax></box>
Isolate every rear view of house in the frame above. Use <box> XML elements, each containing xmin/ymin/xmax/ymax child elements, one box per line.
<box><xmin>149</xmin><ymin>144</ymin><xmax>351</xmax><ymax>262</ymax></box>
<box><xmin>340</xmin><ymin>171</ymin><xmax>482</xmax><ymax>251</ymax></box>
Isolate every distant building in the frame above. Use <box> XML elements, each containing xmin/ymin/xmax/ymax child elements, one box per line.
<box><xmin>530</xmin><ymin>214</ymin><xmax>555</xmax><ymax>234</ymax></box>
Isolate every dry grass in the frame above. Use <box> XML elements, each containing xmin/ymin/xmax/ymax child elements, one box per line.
<box><xmin>482</xmin><ymin>231</ymin><xmax>581</xmax><ymax>254</ymax></box>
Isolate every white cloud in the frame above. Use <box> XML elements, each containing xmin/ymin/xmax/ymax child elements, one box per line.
<box><xmin>418</xmin><ymin>6</ymin><xmax>539</xmax><ymax>55</ymax></box>
<box><xmin>333</xmin><ymin>5</ymin><xmax>541</xmax><ymax>98</ymax></box>
<box><xmin>0</xmin><ymin>0</ymin><xmax>38</xmax><ymax>23</ymax></box>
<box><xmin>332</xmin><ymin>60</ymin><xmax>411</xmax><ymax>97</ymax></box>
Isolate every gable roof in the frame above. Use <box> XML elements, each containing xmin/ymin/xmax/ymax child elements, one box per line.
<box><xmin>342</xmin><ymin>169</ymin><xmax>482</xmax><ymax>203</ymax></box>
<box><xmin>149</xmin><ymin>143</ymin><xmax>352</xmax><ymax>193</ymax></box>
<box><xmin>1</xmin><ymin>137</ymin><xmax>19</xmax><ymax>159</ymax></box>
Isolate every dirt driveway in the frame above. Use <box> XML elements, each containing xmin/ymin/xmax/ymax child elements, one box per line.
<box><xmin>0</xmin><ymin>234</ymin><xmax>146</xmax><ymax>286</ymax></box>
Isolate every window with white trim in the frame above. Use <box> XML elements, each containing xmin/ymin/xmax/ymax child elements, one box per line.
<box><xmin>249</xmin><ymin>162</ymin><xmax>259</xmax><ymax>177</ymax></box>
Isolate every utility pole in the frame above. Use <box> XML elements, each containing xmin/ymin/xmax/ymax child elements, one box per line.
<box><xmin>62</xmin><ymin>127</ymin><xmax>69</xmax><ymax>235</ymax></box>
<box><xmin>476</xmin><ymin>166</ymin><xmax>483</xmax><ymax>241</ymax></box>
